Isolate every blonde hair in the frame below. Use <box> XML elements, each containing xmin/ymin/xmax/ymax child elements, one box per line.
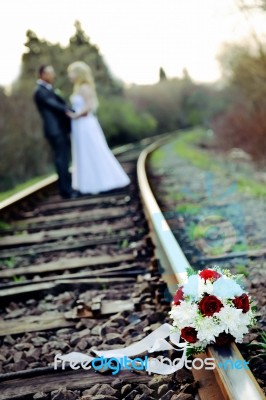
<box><xmin>68</xmin><ymin>61</ymin><xmax>99</xmax><ymax>110</ymax></box>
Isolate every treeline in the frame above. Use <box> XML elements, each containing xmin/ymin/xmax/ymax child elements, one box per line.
<box><xmin>126</xmin><ymin>74</ymin><xmax>227</xmax><ymax>133</ymax></box>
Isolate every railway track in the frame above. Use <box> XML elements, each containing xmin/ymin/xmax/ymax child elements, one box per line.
<box><xmin>0</xmin><ymin>138</ymin><xmax>264</xmax><ymax>400</ymax></box>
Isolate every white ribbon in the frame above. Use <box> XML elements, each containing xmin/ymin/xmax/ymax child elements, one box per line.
<box><xmin>55</xmin><ymin>323</ymin><xmax>187</xmax><ymax>375</ymax></box>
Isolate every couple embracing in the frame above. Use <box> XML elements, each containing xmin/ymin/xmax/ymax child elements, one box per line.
<box><xmin>34</xmin><ymin>62</ymin><xmax>130</xmax><ymax>199</ymax></box>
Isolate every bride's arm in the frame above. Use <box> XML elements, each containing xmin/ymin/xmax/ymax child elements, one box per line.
<box><xmin>67</xmin><ymin>84</ymin><xmax>94</xmax><ymax>119</ymax></box>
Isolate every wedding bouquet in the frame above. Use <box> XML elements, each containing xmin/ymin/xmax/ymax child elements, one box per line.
<box><xmin>169</xmin><ymin>267</ymin><xmax>256</xmax><ymax>355</ymax></box>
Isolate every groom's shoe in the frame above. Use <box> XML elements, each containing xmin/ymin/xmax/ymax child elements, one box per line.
<box><xmin>70</xmin><ymin>191</ymin><xmax>81</xmax><ymax>199</ymax></box>
<box><xmin>61</xmin><ymin>190</ymin><xmax>80</xmax><ymax>199</ymax></box>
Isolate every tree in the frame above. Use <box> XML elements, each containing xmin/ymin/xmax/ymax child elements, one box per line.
<box><xmin>182</xmin><ymin>68</ymin><xmax>192</xmax><ymax>83</ymax></box>
<box><xmin>235</xmin><ymin>0</ymin><xmax>266</xmax><ymax>57</ymax></box>
<box><xmin>14</xmin><ymin>30</ymin><xmax>63</xmax><ymax>93</ymax></box>
<box><xmin>212</xmin><ymin>42</ymin><xmax>266</xmax><ymax>162</ymax></box>
<box><xmin>159</xmin><ymin>67</ymin><xmax>167</xmax><ymax>81</ymax></box>
<box><xmin>236</xmin><ymin>0</ymin><xmax>266</xmax><ymax>12</ymax></box>
<box><xmin>66</xmin><ymin>21</ymin><xmax>122</xmax><ymax>96</ymax></box>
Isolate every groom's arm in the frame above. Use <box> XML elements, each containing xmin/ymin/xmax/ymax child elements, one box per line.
<box><xmin>34</xmin><ymin>89</ymin><xmax>68</xmax><ymax>113</ymax></box>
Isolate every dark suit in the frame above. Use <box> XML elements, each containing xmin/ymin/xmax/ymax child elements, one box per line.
<box><xmin>34</xmin><ymin>82</ymin><xmax>73</xmax><ymax>197</ymax></box>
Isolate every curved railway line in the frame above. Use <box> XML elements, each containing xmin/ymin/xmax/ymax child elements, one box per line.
<box><xmin>0</xmin><ymin>137</ymin><xmax>264</xmax><ymax>400</ymax></box>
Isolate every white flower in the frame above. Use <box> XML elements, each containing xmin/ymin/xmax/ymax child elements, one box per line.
<box><xmin>196</xmin><ymin>317</ymin><xmax>224</xmax><ymax>343</ymax></box>
<box><xmin>231</xmin><ymin>322</ymin><xmax>249</xmax><ymax>342</ymax></box>
<box><xmin>214</xmin><ymin>304</ymin><xmax>242</xmax><ymax>332</ymax></box>
<box><xmin>169</xmin><ymin>302</ymin><xmax>198</xmax><ymax>329</ymax></box>
<box><xmin>213</xmin><ymin>277</ymin><xmax>243</xmax><ymax>299</ymax></box>
<box><xmin>182</xmin><ymin>275</ymin><xmax>205</xmax><ymax>300</ymax></box>
<box><xmin>218</xmin><ymin>305</ymin><xmax>251</xmax><ymax>343</ymax></box>
<box><xmin>203</xmin><ymin>279</ymin><xmax>214</xmax><ymax>295</ymax></box>
<box><xmin>240</xmin><ymin>310</ymin><xmax>254</xmax><ymax>325</ymax></box>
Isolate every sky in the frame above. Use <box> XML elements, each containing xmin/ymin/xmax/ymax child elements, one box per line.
<box><xmin>1</xmin><ymin>0</ymin><xmax>266</xmax><ymax>86</ymax></box>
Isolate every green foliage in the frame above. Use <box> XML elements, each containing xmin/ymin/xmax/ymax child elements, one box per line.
<box><xmin>12</xmin><ymin>275</ymin><xmax>25</xmax><ymax>283</ymax></box>
<box><xmin>186</xmin><ymin>266</ymin><xmax>196</xmax><ymax>277</ymax></box>
<box><xmin>237</xmin><ymin>177</ymin><xmax>266</xmax><ymax>197</ymax></box>
<box><xmin>186</xmin><ymin>345</ymin><xmax>205</xmax><ymax>357</ymax></box>
<box><xmin>149</xmin><ymin>148</ymin><xmax>166</xmax><ymax>166</ymax></box>
<box><xmin>231</xmin><ymin>243</ymin><xmax>247</xmax><ymax>252</ymax></box>
<box><xmin>174</xmin><ymin>133</ymin><xmax>216</xmax><ymax>171</ymax></box>
<box><xmin>3</xmin><ymin>257</ymin><xmax>16</xmax><ymax>269</ymax></box>
<box><xmin>176</xmin><ymin>204</ymin><xmax>202</xmax><ymax>215</ymax></box>
<box><xmin>168</xmin><ymin>192</ymin><xmax>185</xmax><ymax>202</ymax></box>
<box><xmin>235</xmin><ymin>264</ymin><xmax>249</xmax><ymax>277</ymax></box>
<box><xmin>207</xmin><ymin>246</ymin><xmax>227</xmax><ymax>256</ymax></box>
<box><xmin>191</xmin><ymin>224</ymin><xmax>210</xmax><ymax>239</ymax></box>
<box><xmin>0</xmin><ymin>220</ymin><xmax>11</xmax><ymax>230</ymax></box>
<box><xmin>98</xmin><ymin>97</ymin><xmax>157</xmax><ymax>146</ymax></box>
<box><xmin>120</xmin><ymin>238</ymin><xmax>129</xmax><ymax>249</ymax></box>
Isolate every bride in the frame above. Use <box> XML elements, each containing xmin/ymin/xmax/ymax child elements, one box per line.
<box><xmin>66</xmin><ymin>61</ymin><xmax>130</xmax><ymax>194</ymax></box>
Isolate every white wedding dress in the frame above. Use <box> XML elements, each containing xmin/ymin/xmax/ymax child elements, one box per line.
<box><xmin>71</xmin><ymin>94</ymin><xmax>130</xmax><ymax>194</ymax></box>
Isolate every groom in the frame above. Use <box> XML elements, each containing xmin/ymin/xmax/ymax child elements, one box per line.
<box><xmin>34</xmin><ymin>65</ymin><xmax>77</xmax><ymax>199</ymax></box>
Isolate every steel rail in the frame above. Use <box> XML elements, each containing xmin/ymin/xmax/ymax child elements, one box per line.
<box><xmin>137</xmin><ymin>135</ymin><xmax>189</xmax><ymax>292</ymax></box>
<box><xmin>137</xmin><ymin>138</ymin><xmax>265</xmax><ymax>400</ymax></box>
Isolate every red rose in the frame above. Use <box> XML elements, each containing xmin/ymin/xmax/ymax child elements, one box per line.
<box><xmin>199</xmin><ymin>269</ymin><xmax>221</xmax><ymax>282</ymax></box>
<box><xmin>215</xmin><ymin>332</ymin><xmax>234</xmax><ymax>346</ymax></box>
<box><xmin>199</xmin><ymin>295</ymin><xmax>223</xmax><ymax>317</ymax></box>
<box><xmin>173</xmin><ymin>286</ymin><xmax>184</xmax><ymax>305</ymax></box>
<box><xmin>232</xmin><ymin>293</ymin><xmax>250</xmax><ymax>313</ymax></box>
<box><xmin>181</xmin><ymin>327</ymin><xmax>198</xmax><ymax>343</ymax></box>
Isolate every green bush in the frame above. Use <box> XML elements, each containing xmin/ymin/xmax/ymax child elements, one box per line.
<box><xmin>98</xmin><ymin>97</ymin><xmax>157</xmax><ymax>146</ymax></box>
